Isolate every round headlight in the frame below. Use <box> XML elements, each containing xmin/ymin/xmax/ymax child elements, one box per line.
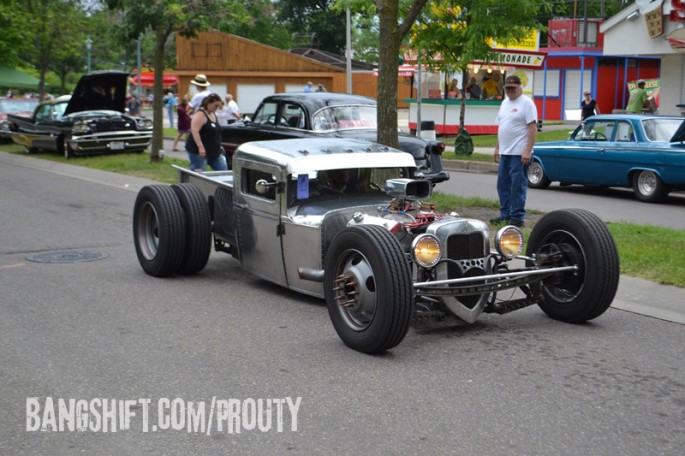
<box><xmin>72</xmin><ymin>121</ymin><xmax>90</xmax><ymax>134</ymax></box>
<box><xmin>411</xmin><ymin>234</ymin><xmax>441</xmax><ymax>268</ymax></box>
<box><xmin>495</xmin><ymin>226</ymin><xmax>524</xmax><ymax>259</ymax></box>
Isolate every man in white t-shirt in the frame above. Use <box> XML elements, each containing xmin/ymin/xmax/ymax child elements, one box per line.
<box><xmin>491</xmin><ymin>74</ymin><xmax>538</xmax><ymax>227</ymax></box>
<box><xmin>188</xmin><ymin>74</ymin><xmax>211</xmax><ymax>114</ymax></box>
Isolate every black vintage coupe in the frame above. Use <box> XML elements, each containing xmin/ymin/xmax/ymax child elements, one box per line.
<box><xmin>221</xmin><ymin>93</ymin><xmax>449</xmax><ymax>184</ymax></box>
<box><xmin>7</xmin><ymin>71</ymin><xmax>152</xmax><ymax>158</ymax></box>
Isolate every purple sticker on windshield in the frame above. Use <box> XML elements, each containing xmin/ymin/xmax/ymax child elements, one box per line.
<box><xmin>297</xmin><ymin>174</ymin><xmax>309</xmax><ymax>199</ymax></box>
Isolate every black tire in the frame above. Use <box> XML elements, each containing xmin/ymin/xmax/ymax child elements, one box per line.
<box><xmin>526</xmin><ymin>209</ymin><xmax>620</xmax><ymax>323</ymax></box>
<box><xmin>133</xmin><ymin>185</ymin><xmax>187</xmax><ymax>277</ymax></box>
<box><xmin>324</xmin><ymin>225</ymin><xmax>413</xmax><ymax>354</ymax></box>
<box><xmin>171</xmin><ymin>183</ymin><xmax>212</xmax><ymax>274</ymax></box>
<box><xmin>528</xmin><ymin>160</ymin><xmax>551</xmax><ymax>189</ymax></box>
<box><xmin>632</xmin><ymin>170</ymin><xmax>669</xmax><ymax>203</ymax></box>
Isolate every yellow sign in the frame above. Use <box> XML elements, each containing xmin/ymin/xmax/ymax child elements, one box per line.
<box><xmin>488</xmin><ymin>29</ymin><xmax>540</xmax><ymax>52</ymax></box>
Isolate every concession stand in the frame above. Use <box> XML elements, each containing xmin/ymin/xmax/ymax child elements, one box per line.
<box><xmin>404</xmin><ymin>35</ymin><xmax>546</xmax><ymax>134</ymax></box>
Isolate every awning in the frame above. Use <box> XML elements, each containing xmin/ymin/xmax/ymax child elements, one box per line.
<box><xmin>129</xmin><ymin>72</ymin><xmax>179</xmax><ymax>87</ymax></box>
<box><xmin>373</xmin><ymin>64</ymin><xmax>427</xmax><ymax>77</ymax></box>
<box><xmin>0</xmin><ymin>67</ymin><xmax>43</xmax><ymax>90</ymax></box>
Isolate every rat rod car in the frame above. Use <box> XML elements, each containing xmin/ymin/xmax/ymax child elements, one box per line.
<box><xmin>220</xmin><ymin>92</ymin><xmax>449</xmax><ymax>184</ymax></box>
<box><xmin>133</xmin><ymin>138</ymin><xmax>620</xmax><ymax>354</ymax></box>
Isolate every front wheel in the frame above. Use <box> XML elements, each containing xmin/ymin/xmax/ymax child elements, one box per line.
<box><xmin>324</xmin><ymin>225</ymin><xmax>413</xmax><ymax>354</ymax></box>
<box><xmin>527</xmin><ymin>160</ymin><xmax>551</xmax><ymax>189</ymax></box>
<box><xmin>632</xmin><ymin>170</ymin><xmax>669</xmax><ymax>203</ymax></box>
<box><xmin>527</xmin><ymin>209</ymin><xmax>619</xmax><ymax>323</ymax></box>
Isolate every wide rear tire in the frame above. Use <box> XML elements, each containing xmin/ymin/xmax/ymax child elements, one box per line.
<box><xmin>172</xmin><ymin>183</ymin><xmax>212</xmax><ymax>275</ymax></box>
<box><xmin>133</xmin><ymin>185</ymin><xmax>186</xmax><ymax>277</ymax></box>
<box><xmin>324</xmin><ymin>225</ymin><xmax>413</xmax><ymax>354</ymax></box>
<box><xmin>526</xmin><ymin>209</ymin><xmax>619</xmax><ymax>323</ymax></box>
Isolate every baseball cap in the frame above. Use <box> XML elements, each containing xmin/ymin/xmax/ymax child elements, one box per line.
<box><xmin>504</xmin><ymin>75</ymin><xmax>522</xmax><ymax>88</ymax></box>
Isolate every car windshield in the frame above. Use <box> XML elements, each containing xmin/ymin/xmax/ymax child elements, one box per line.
<box><xmin>0</xmin><ymin>99</ymin><xmax>39</xmax><ymax>112</ymax></box>
<box><xmin>311</xmin><ymin>105</ymin><xmax>377</xmax><ymax>132</ymax></box>
<box><xmin>288</xmin><ymin>167</ymin><xmax>408</xmax><ymax>207</ymax></box>
<box><xmin>641</xmin><ymin>118</ymin><xmax>683</xmax><ymax>142</ymax></box>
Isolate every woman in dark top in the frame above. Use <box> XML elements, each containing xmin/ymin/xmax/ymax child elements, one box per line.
<box><xmin>172</xmin><ymin>97</ymin><xmax>191</xmax><ymax>151</ymax></box>
<box><xmin>581</xmin><ymin>90</ymin><xmax>599</xmax><ymax>121</ymax></box>
<box><xmin>185</xmin><ymin>93</ymin><xmax>227</xmax><ymax>172</ymax></box>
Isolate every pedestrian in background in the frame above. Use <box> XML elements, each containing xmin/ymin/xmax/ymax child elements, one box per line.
<box><xmin>581</xmin><ymin>90</ymin><xmax>600</xmax><ymax>121</ymax></box>
<box><xmin>126</xmin><ymin>94</ymin><xmax>141</xmax><ymax>117</ymax></box>
<box><xmin>625</xmin><ymin>79</ymin><xmax>650</xmax><ymax>114</ymax></box>
<box><xmin>223</xmin><ymin>94</ymin><xmax>241</xmax><ymax>123</ymax></box>
<box><xmin>304</xmin><ymin>82</ymin><xmax>313</xmax><ymax>93</ymax></box>
<box><xmin>185</xmin><ymin>93</ymin><xmax>227</xmax><ymax>172</ymax></box>
<box><xmin>491</xmin><ymin>75</ymin><xmax>538</xmax><ymax>228</ymax></box>
<box><xmin>188</xmin><ymin>74</ymin><xmax>212</xmax><ymax>114</ymax></box>
<box><xmin>163</xmin><ymin>90</ymin><xmax>177</xmax><ymax>129</ymax></box>
<box><xmin>172</xmin><ymin>96</ymin><xmax>191</xmax><ymax>152</ymax></box>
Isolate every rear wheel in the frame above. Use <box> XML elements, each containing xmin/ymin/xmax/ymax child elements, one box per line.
<box><xmin>527</xmin><ymin>160</ymin><xmax>551</xmax><ymax>189</ymax></box>
<box><xmin>133</xmin><ymin>185</ymin><xmax>186</xmax><ymax>277</ymax></box>
<box><xmin>171</xmin><ymin>183</ymin><xmax>212</xmax><ymax>274</ymax></box>
<box><xmin>526</xmin><ymin>209</ymin><xmax>619</xmax><ymax>323</ymax></box>
<box><xmin>632</xmin><ymin>170</ymin><xmax>669</xmax><ymax>203</ymax></box>
<box><xmin>324</xmin><ymin>225</ymin><xmax>413</xmax><ymax>354</ymax></box>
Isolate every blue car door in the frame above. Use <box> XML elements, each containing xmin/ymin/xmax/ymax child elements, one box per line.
<box><xmin>558</xmin><ymin>119</ymin><xmax>614</xmax><ymax>184</ymax></box>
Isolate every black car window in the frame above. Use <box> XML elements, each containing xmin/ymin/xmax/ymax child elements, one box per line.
<box><xmin>283</xmin><ymin>104</ymin><xmax>306</xmax><ymax>129</ymax></box>
<box><xmin>35</xmin><ymin>104</ymin><xmax>53</xmax><ymax>121</ymax></box>
<box><xmin>252</xmin><ymin>102</ymin><xmax>278</xmax><ymax>126</ymax></box>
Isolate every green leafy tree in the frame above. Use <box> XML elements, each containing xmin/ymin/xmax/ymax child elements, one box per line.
<box><xmin>277</xmin><ymin>0</ymin><xmax>346</xmax><ymax>53</ymax></box>
<box><xmin>231</xmin><ymin>0</ymin><xmax>291</xmax><ymax>49</ymax></box>
<box><xmin>410</xmin><ymin>0</ymin><xmax>551</xmax><ymax>132</ymax></box>
<box><xmin>0</xmin><ymin>0</ymin><xmax>32</xmax><ymax>68</ymax></box>
<box><xmin>105</xmin><ymin>0</ymin><xmax>248</xmax><ymax>161</ymax></box>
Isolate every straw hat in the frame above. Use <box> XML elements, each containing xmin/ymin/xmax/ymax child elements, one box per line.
<box><xmin>190</xmin><ymin>74</ymin><xmax>210</xmax><ymax>87</ymax></box>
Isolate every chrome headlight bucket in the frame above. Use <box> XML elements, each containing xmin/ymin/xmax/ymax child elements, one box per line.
<box><xmin>494</xmin><ymin>226</ymin><xmax>524</xmax><ymax>259</ymax></box>
<box><xmin>137</xmin><ymin>118</ymin><xmax>153</xmax><ymax>129</ymax></box>
<box><xmin>411</xmin><ymin>234</ymin><xmax>441</xmax><ymax>268</ymax></box>
<box><xmin>72</xmin><ymin>121</ymin><xmax>91</xmax><ymax>134</ymax></box>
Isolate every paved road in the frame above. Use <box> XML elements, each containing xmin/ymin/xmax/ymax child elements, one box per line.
<box><xmin>1</xmin><ymin>152</ymin><xmax>684</xmax><ymax>455</ymax></box>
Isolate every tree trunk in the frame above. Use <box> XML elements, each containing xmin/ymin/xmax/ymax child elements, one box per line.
<box><xmin>149</xmin><ymin>26</ymin><xmax>168</xmax><ymax>162</ymax></box>
<box><xmin>376</xmin><ymin>1</ymin><xmax>401</xmax><ymax>149</ymax></box>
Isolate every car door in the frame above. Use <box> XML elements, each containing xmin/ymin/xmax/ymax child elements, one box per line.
<box><xmin>557</xmin><ymin>119</ymin><xmax>614</xmax><ymax>184</ymax></box>
<box><xmin>234</xmin><ymin>161</ymin><xmax>288</xmax><ymax>287</ymax></box>
<box><xmin>269</xmin><ymin>102</ymin><xmax>308</xmax><ymax>140</ymax></box>
<box><xmin>598</xmin><ymin>120</ymin><xmax>639</xmax><ymax>185</ymax></box>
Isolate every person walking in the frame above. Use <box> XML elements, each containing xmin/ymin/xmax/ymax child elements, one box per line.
<box><xmin>490</xmin><ymin>75</ymin><xmax>538</xmax><ymax>228</ymax></box>
<box><xmin>223</xmin><ymin>94</ymin><xmax>241</xmax><ymax>124</ymax></box>
<box><xmin>625</xmin><ymin>79</ymin><xmax>650</xmax><ymax>114</ymax></box>
<box><xmin>172</xmin><ymin>97</ymin><xmax>191</xmax><ymax>151</ymax></box>
<box><xmin>164</xmin><ymin>90</ymin><xmax>177</xmax><ymax>128</ymax></box>
<box><xmin>188</xmin><ymin>74</ymin><xmax>212</xmax><ymax>114</ymax></box>
<box><xmin>185</xmin><ymin>93</ymin><xmax>227</xmax><ymax>172</ymax></box>
<box><xmin>581</xmin><ymin>90</ymin><xmax>600</xmax><ymax>121</ymax></box>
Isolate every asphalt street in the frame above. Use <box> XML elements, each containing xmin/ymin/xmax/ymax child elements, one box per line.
<box><xmin>1</xmin><ymin>150</ymin><xmax>684</xmax><ymax>455</ymax></box>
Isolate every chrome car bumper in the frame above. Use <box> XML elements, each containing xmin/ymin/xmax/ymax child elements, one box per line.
<box><xmin>67</xmin><ymin>130</ymin><xmax>152</xmax><ymax>152</ymax></box>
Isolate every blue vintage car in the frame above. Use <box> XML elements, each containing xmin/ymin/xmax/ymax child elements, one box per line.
<box><xmin>529</xmin><ymin>114</ymin><xmax>685</xmax><ymax>203</ymax></box>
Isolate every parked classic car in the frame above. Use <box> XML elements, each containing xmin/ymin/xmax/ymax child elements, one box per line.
<box><xmin>0</xmin><ymin>97</ymin><xmax>40</xmax><ymax>141</ymax></box>
<box><xmin>7</xmin><ymin>71</ymin><xmax>152</xmax><ymax>158</ymax></box>
<box><xmin>133</xmin><ymin>137</ymin><xmax>620</xmax><ymax>354</ymax></box>
<box><xmin>529</xmin><ymin>114</ymin><xmax>685</xmax><ymax>203</ymax></box>
<box><xmin>220</xmin><ymin>92</ymin><xmax>449</xmax><ymax>184</ymax></box>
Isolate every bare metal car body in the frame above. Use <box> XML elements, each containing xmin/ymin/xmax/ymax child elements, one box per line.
<box><xmin>133</xmin><ymin>138</ymin><xmax>620</xmax><ymax>353</ymax></box>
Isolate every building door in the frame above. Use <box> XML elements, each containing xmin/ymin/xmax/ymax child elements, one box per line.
<box><xmin>563</xmin><ymin>69</ymin><xmax>592</xmax><ymax>120</ymax></box>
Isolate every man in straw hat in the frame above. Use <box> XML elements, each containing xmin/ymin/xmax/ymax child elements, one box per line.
<box><xmin>189</xmin><ymin>74</ymin><xmax>211</xmax><ymax>114</ymax></box>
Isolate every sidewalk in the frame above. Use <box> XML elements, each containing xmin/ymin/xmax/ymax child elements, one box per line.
<box><xmin>1</xmin><ymin>150</ymin><xmax>682</xmax><ymax>326</ymax></box>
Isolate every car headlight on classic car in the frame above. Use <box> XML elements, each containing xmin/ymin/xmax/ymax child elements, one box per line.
<box><xmin>137</xmin><ymin>118</ymin><xmax>153</xmax><ymax>129</ymax></box>
<box><xmin>411</xmin><ymin>234</ymin><xmax>442</xmax><ymax>268</ymax></box>
<box><xmin>494</xmin><ymin>226</ymin><xmax>524</xmax><ymax>259</ymax></box>
<box><xmin>72</xmin><ymin>121</ymin><xmax>92</xmax><ymax>134</ymax></box>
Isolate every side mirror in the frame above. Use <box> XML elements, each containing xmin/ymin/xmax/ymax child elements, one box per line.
<box><xmin>255</xmin><ymin>178</ymin><xmax>278</xmax><ymax>195</ymax></box>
